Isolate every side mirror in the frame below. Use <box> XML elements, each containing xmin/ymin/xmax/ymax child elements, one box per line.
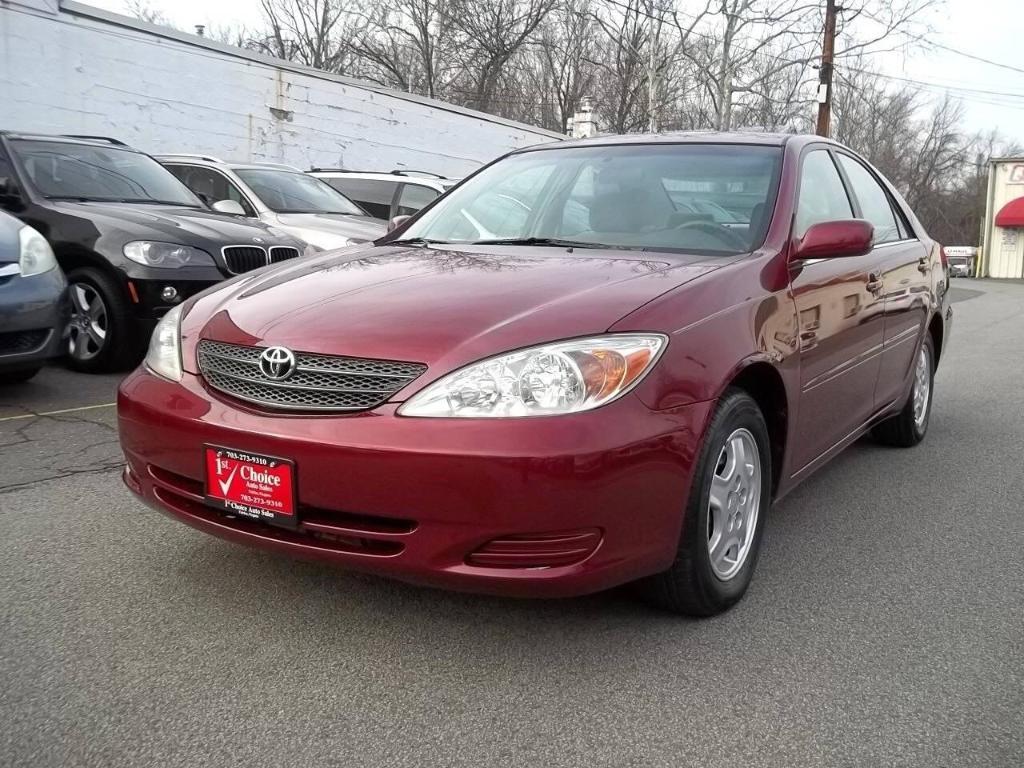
<box><xmin>212</xmin><ymin>199</ymin><xmax>247</xmax><ymax>216</ymax></box>
<box><xmin>388</xmin><ymin>214</ymin><xmax>411</xmax><ymax>232</ymax></box>
<box><xmin>791</xmin><ymin>220</ymin><xmax>874</xmax><ymax>261</ymax></box>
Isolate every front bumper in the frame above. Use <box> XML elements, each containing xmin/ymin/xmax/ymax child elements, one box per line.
<box><xmin>0</xmin><ymin>267</ymin><xmax>69</xmax><ymax>371</ymax></box>
<box><xmin>119</xmin><ymin>263</ymin><xmax>224</xmax><ymax>320</ymax></box>
<box><xmin>117</xmin><ymin>368</ymin><xmax>711</xmax><ymax>598</ymax></box>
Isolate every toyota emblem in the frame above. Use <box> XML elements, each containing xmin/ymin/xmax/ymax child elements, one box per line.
<box><xmin>258</xmin><ymin>346</ymin><xmax>297</xmax><ymax>380</ymax></box>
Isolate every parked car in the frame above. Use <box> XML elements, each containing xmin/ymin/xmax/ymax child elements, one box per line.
<box><xmin>310</xmin><ymin>169</ymin><xmax>460</xmax><ymax>221</ymax></box>
<box><xmin>0</xmin><ymin>132</ymin><xmax>308</xmax><ymax>372</ymax></box>
<box><xmin>118</xmin><ymin>133</ymin><xmax>952</xmax><ymax>616</ymax></box>
<box><xmin>158</xmin><ymin>156</ymin><xmax>387</xmax><ymax>250</ymax></box>
<box><xmin>0</xmin><ymin>212</ymin><xmax>68</xmax><ymax>384</ymax></box>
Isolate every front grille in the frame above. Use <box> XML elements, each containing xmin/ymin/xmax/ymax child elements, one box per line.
<box><xmin>0</xmin><ymin>329</ymin><xmax>50</xmax><ymax>356</ymax></box>
<box><xmin>222</xmin><ymin>246</ymin><xmax>268</xmax><ymax>274</ymax></box>
<box><xmin>269</xmin><ymin>246</ymin><xmax>300</xmax><ymax>263</ymax></box>
<box><xmin>197</xmin><ymin>339</ymin><xmax>427</xmax><ymax>412</ymax></box>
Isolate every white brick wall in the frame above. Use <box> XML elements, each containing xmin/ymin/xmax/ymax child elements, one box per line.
<box><xmin>0</xmin><ymin>1</ymin><xmax>562</xmax><ymax>177</ymax></box>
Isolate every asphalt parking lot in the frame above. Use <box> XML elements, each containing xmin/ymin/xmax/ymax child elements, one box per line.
<box><xmin>1</xmin><ymin>279</ymin><xmax>1021</xmax><ymax>767</ymax></box>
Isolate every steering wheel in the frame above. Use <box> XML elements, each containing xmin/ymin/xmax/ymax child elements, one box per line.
<box><xmin>674</xmin><ymin>219</ymin><xmax>749</xmax><ymax>251</ymax></box>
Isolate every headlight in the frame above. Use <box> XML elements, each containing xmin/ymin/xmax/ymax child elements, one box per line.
<box><xmin>399</xmin><ymin>334</ymin><xmax>667</xmax><ymax>418</ymax></box>
<box><xmin>144</xmin><ymin>304</ymin><xmax>184</xmax><ymax>381</ymax></box>
<box><xmin>18</xmin><ymin>226</ymin><xmax>57</xmax><ymax>276</ymax></box>
<box><xmin>124</xmin><ymin>241</ymin><xmax>215</xmax><ymax>268</ymax></box>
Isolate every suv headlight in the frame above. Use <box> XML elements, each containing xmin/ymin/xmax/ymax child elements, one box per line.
<box><xmin>18</xmin><ymin>226</ymin><xmax>57</xmax><ymax>277</ymax></box>
<box><xmin>144</xmin><ymin>304</ymin><xmax>184</xmax><ymax>381</ymax></box>
<box><xmin>399</xmin><ymin>334</ymin><xmax>667</xmax><ymax>418</ymax></box>
<box><xmin>124</xmin><ymin>241</ymin><xmax>215</xmax><ymax>268</ymax></box>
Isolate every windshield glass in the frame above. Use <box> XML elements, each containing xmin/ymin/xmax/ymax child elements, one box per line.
<box><xmin>400</xmin><ymin>144</ymin><xmax>782</xmax><ymax>255</ymax></box>
<box><xmin>235</xmin><ymin>169</ymin><xmax>365</xmax><ymax>215</ymax></box>
<box><xmin>11</xmin><ymin>140</ymin><xmax>202</xmax><ymax>205</ymax></box>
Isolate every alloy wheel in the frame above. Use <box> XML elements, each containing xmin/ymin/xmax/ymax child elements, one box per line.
<box><xmin>707</xmin><ymin>428</ymin><xmax>762</xmax><ymax>581</ymax></box>
<box><xmin>68</xmin><ymin>282</ymin><xmax>108</xmax><ymax>362</ymax></box>
<box><xmin>912</xmin><ymin>344</ymin><xmax>932</xmax><ymax>430</ymax></box>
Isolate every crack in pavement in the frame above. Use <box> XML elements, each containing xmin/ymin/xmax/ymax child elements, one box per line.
<box><xmin>0</xmin><ymin>462</ymin><xmax>125</xmax><ymax>497</ymax></box>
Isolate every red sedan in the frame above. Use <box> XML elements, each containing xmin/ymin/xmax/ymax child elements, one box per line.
<box><xmin>118</xmin><ymin>133</ymin><xmax>952</xmax><ymax>616</ymax></box>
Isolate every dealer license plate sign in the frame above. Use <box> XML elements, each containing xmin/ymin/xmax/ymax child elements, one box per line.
<box><xmin>204</xmin><ymin>446</ymin><xmax>296</xmax><ymax>529</ymax></box>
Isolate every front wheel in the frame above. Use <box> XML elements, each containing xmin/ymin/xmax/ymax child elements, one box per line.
<box><xmin>872</xmin><ymin>334</ymin><xmax>935</xmax><ymax>448</ymax></box>
<box><xmin>640</xmin><ymin>390</ymin><xmax>772</xmax><ymax>617</ymax></box>
<box><xmin>65</xmin><ymin>268</ymin><xmax>145</xmax><ymax>373</ymax></box>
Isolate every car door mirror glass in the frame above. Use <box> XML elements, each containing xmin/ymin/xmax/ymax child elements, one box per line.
<box><xmin>792</xmin><ymin>219</ymin><xmax>874</xmax><ymax>261</ymax></box>
<box><xmin>212</xmin><ymin>199</ymin><xmax>247</xmax><ymax>216</ymax></box>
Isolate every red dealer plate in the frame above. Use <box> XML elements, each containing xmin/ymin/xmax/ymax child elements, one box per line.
<box><xmin>204</xmin><ymin>445</ymin><xmax>297</xmax><ymax>529</ymax></box>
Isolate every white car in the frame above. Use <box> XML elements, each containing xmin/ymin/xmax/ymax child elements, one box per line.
<box><xmin>157</xmin><ymin>155</ymin><xmax>387</xmax><ymax>250</ymax></box>
<box><xmin>310</xmin><ymin>169</ymin><xmax>460</xmax><ymax>221</ymax></box>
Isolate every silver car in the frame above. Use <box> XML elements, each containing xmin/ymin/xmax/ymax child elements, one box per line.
<box><xmin>158</xmin><ymin>155</ymin><xmax>387</xmax><ymax>250</ymax></box>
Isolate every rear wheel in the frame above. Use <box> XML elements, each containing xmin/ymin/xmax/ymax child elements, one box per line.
<box><xmin>640</xmin><ymin>390</ymin><xmax>772</xmax><ymax>617</ymax></box>
<box><xmin>872</xmin><ymin>334</ymin><xmax>934</xmax><ymax>448</ymax></box>
<box><xmin>66</xmin><ymin>268</ymin><xmax>145</xmax><ymax>373</ymax></box>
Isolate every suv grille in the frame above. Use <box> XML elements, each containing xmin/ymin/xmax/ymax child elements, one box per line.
<box><xmin>221</xmin><ymin>246</ymin><xmax>301</xmax><ymax>274</ymax></box>
<box><xmin>197</xmin><ymin>340</ymin><xmax>427</xmax><ymax>412</ymax></box>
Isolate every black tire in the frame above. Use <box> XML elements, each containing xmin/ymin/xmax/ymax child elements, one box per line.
<box><xmin>872</xmin><ymin>334</ymin><xmax>935</xmax><ymax>448</ymax></box>
<box><xmin>640</xmin><ymin>389</ymin><xmax>772</xmax><ymax>617</ymax></box>
<box><xmin>0</xmin><ymin>366</ymin><xmax>42</xmax><ymax>385</ymax></box>
<box><xmin>65</xmin><ymin>267</ymin><xmax>145</xmax><ymax>373</ymax></box>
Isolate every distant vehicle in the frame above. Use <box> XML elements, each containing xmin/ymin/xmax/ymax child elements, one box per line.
<box><xmin>0</xmin><ymin>132</ymin><xmax>307</xmax><ymax>372</ymax></box>
<box><xmin>945</xmin><ymin>246</ymin><xmax>976</xmax><ymax>277</ymax></box>
<box><xmin>0</xmin><ymin>211</ymin><xmax>67</xmax><ymax>384</ymax></box>
<box><xmin>158</xmin><ymin>156</ymin><xmax>387</xmax><ymax>250</ymax></box>
<box><xmin>310</xmin><ymin>169</ymin><xmax>460</xmax><ymax>221</ymax></box>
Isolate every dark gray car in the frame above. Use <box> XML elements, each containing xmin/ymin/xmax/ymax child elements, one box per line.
<box><xmin>0</xmin><ymin>210</ymin><xmax>68</xmax><ymax>384</ymax></box>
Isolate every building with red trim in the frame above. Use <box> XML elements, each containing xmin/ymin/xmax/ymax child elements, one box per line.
<box><xmin>981</xmin><ymin>158</ymin><xmax>1024</xmax><ymax>278</ymax></box>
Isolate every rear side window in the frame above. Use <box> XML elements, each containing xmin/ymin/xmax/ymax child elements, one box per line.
<box><xmin>795</xmin><ymin>150</ymin><xmax>854</xmax><ymax>238</ymax></box>
<box><xmin>836</xmin><ymin>155</ymin><xmax>901</xmax><ymax>244</ymax></box>
<box><xmin>323</xmin><ymin>178</ymin><xmax>397</xmax><ymax>219</ymax></box>
<box><xmin>396</xmin><ymin>183</ymin><xmax>439</xmax><ymax>216</ymax></box>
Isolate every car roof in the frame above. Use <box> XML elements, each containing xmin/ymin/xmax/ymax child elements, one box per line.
<box><xmin>511</xmin><ymin>131</ymin><xmax>834</xmax><ymax>157</ymax></box>
<box><xmin>310</xmin><ymin>170</ymin><xmax>450</xmax><ymax>188</ymax></box>
<box><xmin>0</xmin><ymin>131</ymin><xmax>139</xmax><ymax>150</ymax></box>
<box><xmin>155</xmin><ymin>155</ymin><xmax>304</xmax><ymax>173</ymax></box>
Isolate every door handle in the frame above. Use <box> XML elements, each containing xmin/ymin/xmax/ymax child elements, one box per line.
<box><xmin>866</xmin><ymin>273</ymin><xmax>884</xmax><ymax>295</ymax></box>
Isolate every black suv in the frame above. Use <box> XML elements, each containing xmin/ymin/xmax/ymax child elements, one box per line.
<box><xmin>0</xmin><ymin>133</ymin><xmax>307</xmax><ymax>372</ymax></box>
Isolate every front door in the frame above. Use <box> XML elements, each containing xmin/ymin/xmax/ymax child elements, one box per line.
<box><xmin>833</xmin><ymin>153</ymin><xmax>930</xmax><ymax>409</ymax></box>
<box><xmin>789</xmin><ymin>148</ymin><xmax>886</xmax><ymax>471</ymax></box>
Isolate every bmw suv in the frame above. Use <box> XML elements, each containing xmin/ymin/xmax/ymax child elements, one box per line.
<box><xmin>0</xmin><ymin>133</ymin><xmax>307</xmax><ymax>372</ymax></box>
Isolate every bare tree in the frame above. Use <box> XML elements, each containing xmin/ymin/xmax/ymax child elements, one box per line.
<box><xmin>256</xmin><ymin>0</ymin><xmax>353</xmax><ymax>71</ymax></box>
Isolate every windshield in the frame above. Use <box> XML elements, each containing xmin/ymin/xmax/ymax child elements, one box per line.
<box><xmin>235</xmin><ymin>169</ymin><xmax>365</xmax><ymax>215</ymax></box>
<box><xmin>399</xmin><ymin>144</ymin><xmax>782</xmax><ymax>255</ymax></box>
<box><xmin>11</xmin><ymin>140</ymin><xmax>202</xmax><ymax>206</ymax></box>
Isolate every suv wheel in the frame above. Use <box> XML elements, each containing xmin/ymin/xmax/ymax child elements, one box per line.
<box><xmin>66</xmin><ymin>268</ymin><xmax>145</xmax><ymax>373</ymax></box>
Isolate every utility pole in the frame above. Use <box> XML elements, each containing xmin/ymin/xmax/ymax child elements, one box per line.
<box><xmin>648</xmin><ymin>11</ymin><xmax>659</xmax><ymax>133</ymax></box>
<box><xmin>816</xmin><ymin>0</ymin><xmax>838</xmax><ymax>137</ymax></box>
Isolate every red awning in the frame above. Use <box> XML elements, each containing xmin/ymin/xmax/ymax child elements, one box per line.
<box><xmin>995</xmin><ymin>196</ymin><xmax>1024</xmax><ymax>227</ymax></box>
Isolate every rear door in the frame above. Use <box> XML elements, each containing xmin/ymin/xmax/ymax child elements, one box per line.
<box><xmin>834</xmin><ymin>153</ymin><xmax>929</xmax><ymax>409</ymax></box>
<box><xmin>789</xmin><ymin>148</ymin><xmax>887</xmax><ymax>470</ymax></box>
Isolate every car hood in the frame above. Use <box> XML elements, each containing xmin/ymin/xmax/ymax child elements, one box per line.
<box><xmin>181</xmin><ymin>244</ymin><xmax>722</xmax><ymax>379</ymax></box>
<box><xmin>50</xmin><ymin>201</ymin><xmax>297</xmax><ymax>247</ymax></box>
<box><xmin>270</xmin><ymin>213</ymin><xmax>387</xmax><ymax>249</ymax></box>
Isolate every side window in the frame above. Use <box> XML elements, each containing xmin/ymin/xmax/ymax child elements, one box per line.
<box><xmin>795</xmin><ymin>150</ymin><xmax>854</xmax><ymax>238</ymax></box>
<box><xmin>836</xmin><ymin>155</ymin><xmax>901</xmax><ymax>244</ymax></box>
<box><xmin>323</xmin><ymin>178</ymin><xmax>397</xmax><ymax>219</ymax></box>
<box><xmin>166</xmin><ymin>165</ymin><xmax>256</xmax><ymax>217</ymax></box>
<box><xmin>396</xmin><ymin>183</ymin><xmax>439</xmax><ymax>216</ymax></box>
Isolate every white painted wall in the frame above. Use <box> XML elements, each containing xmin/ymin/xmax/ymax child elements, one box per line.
<box><xmin>0</xmin><ymin>1</ymin><xmax>562</xmax><ymax>177</ymax></box>
<box><xmin>982</xmin><ymin>159</ymin><xmax>1024</xmax><ymax>279</ymax></box>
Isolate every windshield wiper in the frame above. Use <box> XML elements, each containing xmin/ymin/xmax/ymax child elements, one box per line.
<box><xmin>468</xmin><ymin>237</ymin><xmax>606</xmax><ymax>249</ymax></box>
<box><xmin>388</xmin><ymin>237</ymin><xmax>452</xmax><ymax>246</ymax></box>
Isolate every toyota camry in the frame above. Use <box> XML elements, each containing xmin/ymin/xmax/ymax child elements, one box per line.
<box><xmin>117</xmin><ymin>133</ymin><xmax>952</xmax><ymax>616</ymax></box>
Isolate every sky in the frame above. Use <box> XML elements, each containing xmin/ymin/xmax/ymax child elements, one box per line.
<box><xmin>86</xmin><ymin>0</ymin><xmax>1024</xmax><ymax>143</ymax></box>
